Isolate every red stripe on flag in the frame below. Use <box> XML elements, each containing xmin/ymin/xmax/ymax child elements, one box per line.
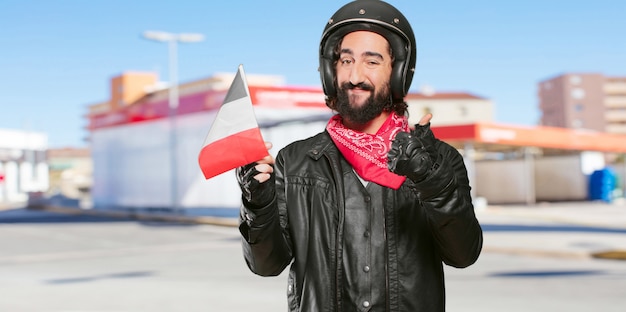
<box><xmin>198</xmin><ymin>127</ymin><xmax>269</xmax><ymax>179</ymax></box>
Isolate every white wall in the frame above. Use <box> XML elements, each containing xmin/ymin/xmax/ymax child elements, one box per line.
<box><xmin>474</xmin><ymin>154</ymin><xmax>590</xmax><ymax>204</ymax></box>
<box><xmin>90</xmin><ymin>108</ymin><xmax>331</xmax><ymax>211</ymax></box>
<box><xmin>91</xmin><ymin>119</ymin><xmax>172</xmax><ymax>208</ymax></box>
<box><xmin>534</xmin><ymin>155</ymin><xmax>587</xmax><ymax>201</ymax></box>
<box><xmin>474</xmin><ymin>159</ymin><xmax>531</xmax><ymax>204</ymax></box>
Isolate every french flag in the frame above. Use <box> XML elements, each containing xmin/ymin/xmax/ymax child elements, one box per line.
<box><xmin>198</xmin><ymin>64</ymin><xmax>269</xmax><ymax>180</ymax></box>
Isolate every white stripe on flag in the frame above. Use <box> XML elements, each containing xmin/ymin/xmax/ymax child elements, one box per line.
<box><xmin>198</xmin><ymin>64</ymin><xmax>269</xmax><ymax>180</ymax></box>
<box><xmin>202</xmin><ymin>96</ymin><xmax>258</xmax><ymax>145</ymax></box>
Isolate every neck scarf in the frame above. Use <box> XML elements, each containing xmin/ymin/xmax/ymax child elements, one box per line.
<box><xmin>326</xmin><ymin>112</ymin><xmax>409</xmax><ymax>189</ymax></box>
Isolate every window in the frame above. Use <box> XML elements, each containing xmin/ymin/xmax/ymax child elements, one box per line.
<box><xmin>459</xmin><ymin>106</ymin><xmax>468</xmax><ymax>116</ymax></box>
<box><xmin>571</xmin><ymin>88</ymin><xmax>585</xmax><ymax>100</ymax></box>
<box><xmin>574</xmin><ymin>103</ymin><xmax>584</xmax><ymax>112</ymax></box>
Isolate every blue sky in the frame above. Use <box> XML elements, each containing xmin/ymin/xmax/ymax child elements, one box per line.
<box><xmin>2</xmin><ymin>0</ymin><xmax>625</xmax><ymax>148</ymax></box>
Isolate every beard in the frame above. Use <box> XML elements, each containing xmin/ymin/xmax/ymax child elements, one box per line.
<box><xmin>335</xmin><ymin>81</ymin><xmax>392</xmax><ymax>125</ymax></box>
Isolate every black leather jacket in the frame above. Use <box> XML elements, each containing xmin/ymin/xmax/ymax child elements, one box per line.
<box><xmin>239</xmin><ymin>131</ymin><xmax>483</xmax><ymax>311</ymax></box>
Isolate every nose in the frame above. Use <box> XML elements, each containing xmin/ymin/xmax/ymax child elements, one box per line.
<box><xmin>349</xmin><ymin>62</ymin><xmax>365</xmax><ymax>86</ymax></box>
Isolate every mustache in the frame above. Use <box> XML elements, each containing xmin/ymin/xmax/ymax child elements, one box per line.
<box><xmin>340</xmin><ymin>81</ymin><xmax>374</xmax><ymax>91</ymax></box>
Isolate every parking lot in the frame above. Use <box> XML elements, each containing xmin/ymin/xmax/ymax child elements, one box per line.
<box><xmin>1</xmin><ymin>203</ymin><xmax>625</xmax><ymax>311</ymax></box>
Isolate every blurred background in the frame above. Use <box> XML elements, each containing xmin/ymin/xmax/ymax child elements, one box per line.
<box><xmin>1</xmin><ymin>0</ymin><xmax>625</xmax><ymax>211</ymax></box>
<box><xmin>1</xmin><ymin>1</ymin><xmax>626</xmax><ymax>311</ymax></box>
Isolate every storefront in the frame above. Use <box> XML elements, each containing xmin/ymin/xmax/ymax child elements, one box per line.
<box><xmin>0</xmin><ymin>129</ymin><xmax>49</xmax><ymax>204</ymax></box>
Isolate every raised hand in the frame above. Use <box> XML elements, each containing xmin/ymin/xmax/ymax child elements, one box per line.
<box><xmin>387</xmin><ymin>114</ymin><xmax>439</xmax><ymax>183</ymax></box>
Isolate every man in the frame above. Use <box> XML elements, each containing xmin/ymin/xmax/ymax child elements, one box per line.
<box><xmin>236</xmin><ymin>1</ymin><xmax>483</xmax><ymax>311</ymax></box>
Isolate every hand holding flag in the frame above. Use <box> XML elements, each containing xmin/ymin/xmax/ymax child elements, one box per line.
<box><xmin>236</xmin><ymin>142</ymin><xmax>275</xmax><ymax>207</ymax></box>
<box><xmin>198</xmin><ymin>64</ymin><xmax>270</xmax><ymax>180</ymax></box>
<box><xmin>246</xmin><ymin>142</ymin><xmax>275</xmax><ymax>183</ymax></box>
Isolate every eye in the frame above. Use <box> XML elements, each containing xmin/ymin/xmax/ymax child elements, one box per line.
<box><xmin>339</xmin><ymin>58</ymin><xmax>354</xmax><ymax>66</ymax></box>
<box><xmin>365</xmin><ymin>59</ymin><xmax>381</xmax><ymax>68</ymax></box>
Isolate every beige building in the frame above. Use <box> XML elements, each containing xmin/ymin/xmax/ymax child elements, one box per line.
<box><xmin>538</xmin><ymin>73</ymin><xmax>626</xmax><ymax>134</ymax></box>
<box><xmin>406</xmin><ymin>91</ymin><xmax>494</xmax><ymax>126</ymax></box>
<box><xmin>47</xmin><ymin>147</ymin><xmax>92</xmax><ymax>200</ymax></box>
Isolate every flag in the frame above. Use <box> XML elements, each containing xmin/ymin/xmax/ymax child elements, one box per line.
<box><xmin>198</xmin><ymin>64</ymin><xmax>269</xmax><ymax>180</ymax></box>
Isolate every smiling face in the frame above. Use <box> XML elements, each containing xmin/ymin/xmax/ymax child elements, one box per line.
<box><xmin>334</xmin><ymin>31</ymin><xmax>393</xmax><ymax>127</ymax></box>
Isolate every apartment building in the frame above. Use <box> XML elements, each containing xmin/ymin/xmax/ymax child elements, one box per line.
<box><xmin>538</xmin><ymin>73</ymin><xmax>626</xmax><ymax>134</ymax></box>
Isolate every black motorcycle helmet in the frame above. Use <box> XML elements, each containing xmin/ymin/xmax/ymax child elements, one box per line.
<box><xmin>319</xmin><ymin>0</ymin><xmax>417</xmax><ymax>102</ymax></box>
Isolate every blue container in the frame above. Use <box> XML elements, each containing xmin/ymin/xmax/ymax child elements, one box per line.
<box><xmin>588</xmin><ymin>168</ymin><xmax>616</xmax><ymax>203</ymax></box>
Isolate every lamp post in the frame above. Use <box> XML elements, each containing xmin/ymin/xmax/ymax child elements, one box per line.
<box><xmin>142</xmin><ymin>30</ymin><xmax>205</xmax><ymax>213</ymax></box>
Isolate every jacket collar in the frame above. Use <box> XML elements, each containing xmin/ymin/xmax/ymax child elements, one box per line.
<box><xmin>306</xmin><ymin>131</ymin><xmax>336</xmax><ymax>160</ymax></box>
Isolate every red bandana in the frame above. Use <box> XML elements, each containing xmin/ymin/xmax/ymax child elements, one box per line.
<box><xmin>326</xmin><ymin>113</ymin><xmax>410</xmax><ymax>189</ymax></box>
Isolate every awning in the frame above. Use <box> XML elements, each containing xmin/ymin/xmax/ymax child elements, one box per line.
<box><xmin>433</xmin><ymin>123</ymin><xmax>626</xmax><ymax>154</ymax></box>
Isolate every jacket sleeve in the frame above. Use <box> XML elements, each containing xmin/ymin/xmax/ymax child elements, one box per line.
<box><xmin>413</xmin><ymin>140</ymin><xmax>483</xmax><ymax>268</ymax></box>
<box><xmin>238</xmin><ymin>150</ymin><xmax>293</xmax><ymax>276</ymax></box>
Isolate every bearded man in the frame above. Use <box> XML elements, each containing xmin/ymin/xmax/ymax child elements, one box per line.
<box><xmin>236</xmin><ymin>1</ymin><xmax>483</xmax><ymax>311</ymax></box>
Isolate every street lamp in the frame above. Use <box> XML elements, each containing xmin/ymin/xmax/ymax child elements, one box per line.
<box><xmin>142</xmin><ymin>30</ymin><xmax>205</xmax><ymax>214</ymax></box>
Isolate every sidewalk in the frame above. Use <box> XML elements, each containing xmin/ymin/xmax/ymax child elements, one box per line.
<box><xmin>478</xmin><ymin>200</ymin><xmax>626</xmax><ymax>230</ymax></box>
<box><xmin>475</xmin><ymin>200</ymin><xmax>626</xmax><ymax>260</ymax></box>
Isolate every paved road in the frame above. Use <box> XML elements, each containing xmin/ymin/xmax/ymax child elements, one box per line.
<box><xmin>0</xmin><ymin>205</ymin><xmax>625</xmax><ymax>311</ymax></box>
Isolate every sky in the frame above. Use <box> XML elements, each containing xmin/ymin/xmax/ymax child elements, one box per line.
<box><xmin>1</xmin><ymin>0</ymin><xmax>625</xmax><ymax>148</ymax></box>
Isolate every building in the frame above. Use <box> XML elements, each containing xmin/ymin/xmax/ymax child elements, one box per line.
<box><xmin>85</xmin><ymin>71</ymin><xmax>495</xmax><ymax>213</ymax></box>
<box><xmin>538</xmin><ymin>73</ymin><xmax>626</xmax><ymax>134</ymax></box>
<box><xmin>47</xmin><ymin>147</ymin><xmax>92</xmax><ymax>201</ymax></box>
<box><xmin>86</xmin><ymin>69</ymin><xmax>626</xmax><ymax>212</ymax></box>
<box><xmin>435</xmin><ymin>123</ymin><xmax>626</xmax><ymax>204</ymax></box>
<box><xmin>406</xmin><ymin>90</ymin><xmax>494</xmax><ymax>126</ymax></box>
<box><xmin>0</xmin><ymin>128</ymin><xmax>49</xmax><ymax>204</ymax></box>
<box><xmin>86</xmin><ymin>71</ymin><xmax>331</xmax><ymax>214</ymax></box>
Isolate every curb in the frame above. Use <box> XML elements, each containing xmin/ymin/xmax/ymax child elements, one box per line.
<box><xmin>591</xmin><ymin>250</ymin><xmax>626</xmax><ymax>260</ymax></box>
<box><xmin>481</xmin><ymin>246</ymin><xmax>591</xmax><ymax>260</ymax></box>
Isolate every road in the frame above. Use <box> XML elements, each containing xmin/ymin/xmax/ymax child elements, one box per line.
<box><xmin>1</xmin><ymin>207</ymin><xmax>625</xmax><ymax>311</ymax></box>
